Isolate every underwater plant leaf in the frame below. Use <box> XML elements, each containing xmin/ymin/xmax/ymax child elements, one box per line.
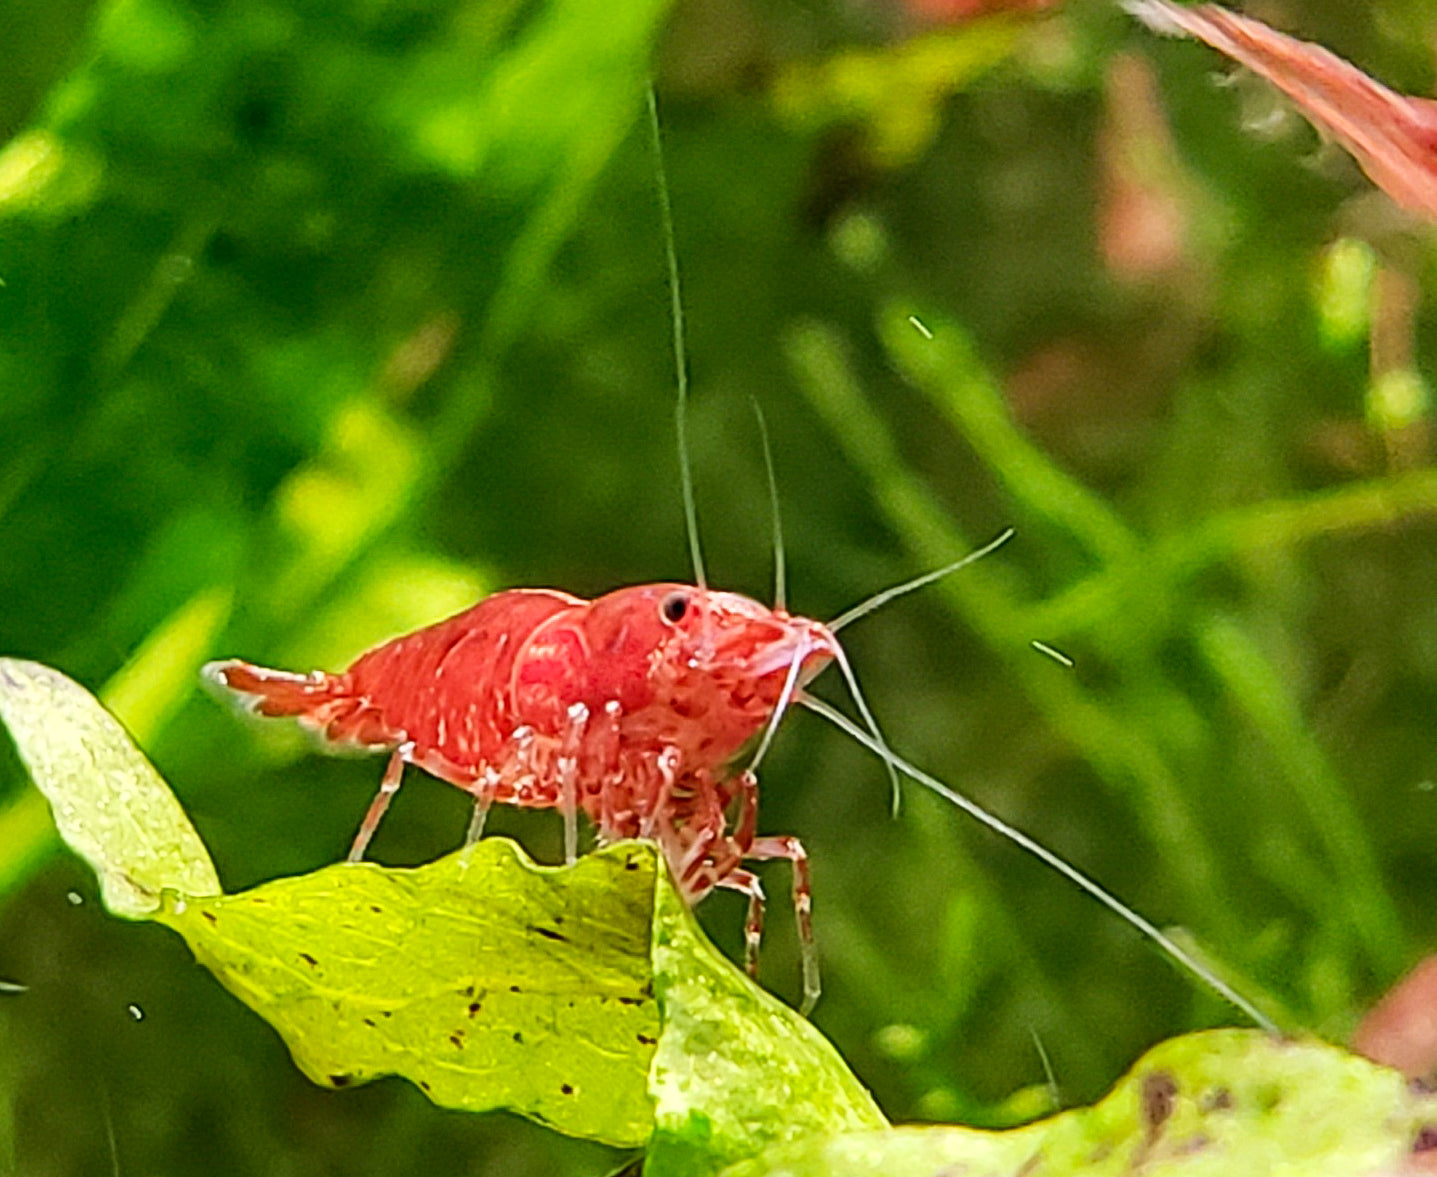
<box><xmin>1</xmin><ymin>660</ymin><xmax>892</xmax><ymax>1156</ymax></box>
<box><xmin>159</xmin><ymin>839</ymin><xmax>661</xmax><ymax>1150</ymax></box>
<box><xmin>719</xmin><ymin>1028</ymin><xmax>1437</xmax><ymax>1176</ymax></box>
<box><xmin>644</xmin><ymin>879</ymin><xmax>887</xmax><ymax>1177</ymax></box>
<box><xmin>0</xmin><ymin>657</ymin><xmax>219</xmax><ymax>915</ymax></box>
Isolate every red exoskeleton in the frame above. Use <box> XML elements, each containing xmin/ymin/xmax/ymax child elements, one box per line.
<box><xmin>205</xmin><ymin>580</ymin><xmax>857</xmax><ymax>1012</ymax></box>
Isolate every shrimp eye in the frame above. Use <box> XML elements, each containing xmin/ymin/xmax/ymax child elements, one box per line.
<box><xmin>660</xmin><ymin>592</ymin><xmax>689</xmax><ymax>624</ymax></box>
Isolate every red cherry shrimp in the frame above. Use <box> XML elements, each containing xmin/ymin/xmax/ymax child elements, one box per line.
<box><xmin>206</xmin><ymin>90</ymin><xmax>1276</xmax><ymax>1028</ymax></box>
<box><xmin>204</xmin><ymin>533</ymin><xmax>1011</xmax><ymax>1017</ymax></box>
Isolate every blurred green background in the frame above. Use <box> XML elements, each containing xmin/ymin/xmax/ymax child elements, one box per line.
<box><xmin>5</xmin><ymin>0</ymin><xmax>1437</xmax><ymax>1171</ymax></box>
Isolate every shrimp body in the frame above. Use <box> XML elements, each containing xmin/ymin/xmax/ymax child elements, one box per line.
<box><xmin>207</xmin><ymin>582</ymin><xmax>837</xmax><ymax>1006</ymax></box>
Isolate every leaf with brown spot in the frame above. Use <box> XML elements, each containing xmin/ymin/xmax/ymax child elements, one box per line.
<box><xmin>2</xmin><ymin>661</ymin><xmax>883</xmax><ymax>1163</ymax></box>
<box><xmin>158</xmin><ymin>839</ymin><xmax>661</xmax><ymax>1149</ymax></box>
<box><xmin>719</xmin><ymin>1031</ymin><xmax>1437</xmax><ymax>1177</ymax></box>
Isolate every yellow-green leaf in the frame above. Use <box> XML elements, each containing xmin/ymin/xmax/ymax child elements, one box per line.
<box><xmin>719</xmin><ymin>1029</ymin><xmax>1437</xmax><ymax>1177</ymax></box>
<box><xmin>1</xmin><ymin>660</ymin><xmax>891</xmax><ymax>1162</ymax></box>
<box><xmin>645</xmin><ymin>878</ymin><xmax>887</xmax><ymax>1176</ymax></box>
<box><xmin>0</xmin><ymin>656</ymin><xmax>220</xmax><ymax>914</ymax></box>
<box><xmin>159</xmin><ymin>840</ymin><xmax>660</xmax><ymax>1149</ymax></box>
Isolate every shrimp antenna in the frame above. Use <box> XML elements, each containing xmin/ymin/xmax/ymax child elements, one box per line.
<box><xmin>827</xmin><ymin>641</ymin><xmax>904</xmax><ymax>816</ymax></box>
<box><xmin>746</xmin><ymin>640</ymin><xmax>810</xmax><ymax>775</ymax></box>
<box><xmin>829</xmin><ymin>527</ymin><xmax>1014</xmax><ymax>633</ymax></box>
<box><xmin>750</xmin><ymin>399</ymin><xmax>787</xmax><ymax>611</ymax></box>
<box><xmin>647</xmin><ymin>84</ymin><xmax>706</xmax><ymax>589</ymax></box>
<box><xmin>798</xmin><ymin>694</ymin><xmax>1279</xmax><ymax>1032</ymax></box>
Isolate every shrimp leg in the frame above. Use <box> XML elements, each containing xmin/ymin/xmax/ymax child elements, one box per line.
<box><xmin>724</xmin><ymin>834</ymin><xmax>818</xmax><ymax>1015</ymax></box>
<box><xmin>715</xmin><ymin>867</ymin><xmax>767</xmax><ymax>980</ymax></box>
<box><xmin>348</xmin><ymin>741</ymin><xmax>413</xmax><ymax>862</ymax></box>
<box><xmin>559</xmin><ymin>703</ymin><xmax>590</xmax><ymax>865</ymax></box>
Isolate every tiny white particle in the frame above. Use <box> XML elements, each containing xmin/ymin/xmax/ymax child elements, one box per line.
<box><xmin>66</xmin><ymin>891</ymin><xmax>83</xmax><ymax>906</ymax></box>
<box><xmin>1030</xmin><ymin>640</ymin><xmax>1074</xmax><ymax>668</ymax></box>
<box><xmin>907</xmin><ymin>315</ymin><xmax>933</xmax><ymax>339</ymax></box>
<box><xmin>0</xmin><ymin>979</ymin><xmax>27</xmax><ymax>995</ymax></box>
<box><xmin>1417</xmin><ymin>780</ymin><xmax>1435</xmax><ymax>793</ymax></box>
<box><xmin>127</xmin><ymin>1004</ymin><xmax>144</xmax><ymax>1021</ymax></box>
<box><xmin>173</xmin><ymin>899</ymin><xmax>187</xmax><ymax>914</ymax></box>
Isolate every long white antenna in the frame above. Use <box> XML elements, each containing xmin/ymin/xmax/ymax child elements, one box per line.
<box><xmin>800</xmin><ymin>694</ymin><xmax>1278</xmax><ymax>1031</ymax></box>
<box><xmin>827</xmin><ymin>641</ymin><xmax>903</xmax><ymax>816</ymax></box>
<box><xmin>829</xmin><ymin>528</ymin><xmax>1014</xmax><ymax>633</ymax></box>
<box><xmin>746</xmin><ymin>641</ymin><xmax>810</xmax><ymax>775</ymax></box>
<box><xmin>751</xmin><ymin>400</ymin><xmax>787</xmax><ymax>611</ymax></box>
<box><xmin>646</xmin><ymin>84</ymin><xmax>706</xmax><ymax>588</ymax></box>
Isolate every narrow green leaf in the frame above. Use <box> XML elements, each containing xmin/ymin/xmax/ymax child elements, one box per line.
<box><xmin>719</xmin><ymin>1029</ymin><xmax>1437</xmax><ymax>1177</ymax></box>
<box><xmin>645</xmin><ymin>879</ymin><xmax>887</xmax><ymax>1177</ymax></box>
<box><xmin>1197</xmin><ymin>614</ymin><xmax>1405</xmax><ymax>974</ymax></box>
<box><xmin>0</xmin><ymin>657</ymin><xmax>219</xmax><ymax>914</ymax></box>
<box><xmin>158</xmin><ymin>840</ymin><xmax>661</xmax><ymax>1149</ymax></box>
<box><xmin>99</xmin><ymin>585</ymin><xmax>234</xmax><ymax>744</ymax></box>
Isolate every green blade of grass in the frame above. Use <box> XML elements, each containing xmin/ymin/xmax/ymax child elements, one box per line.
<box><xmin>879</xmin><ymin>303</ymin><xmax>1138</xmax><ymax>566</ymax></box>
<box><xmin>1197</xmin><ymin>614</ymin><xmax>1406</xmax><ymax>975</ymax></box>
<box><xmin>1025</xmin><ymin>469</ymin><xmax>1437</xmax><ymax>640</ymax></box>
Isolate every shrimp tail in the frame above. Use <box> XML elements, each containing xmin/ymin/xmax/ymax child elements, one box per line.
<box><xmin>204</xmin><ymin>659</ymin><xmax>397</xmax><ymax>748</ymax></box>
<box><xmin>203</xmin><ymin>659</ymin><xmax>346</xmax><ymax>716</ymax></box>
